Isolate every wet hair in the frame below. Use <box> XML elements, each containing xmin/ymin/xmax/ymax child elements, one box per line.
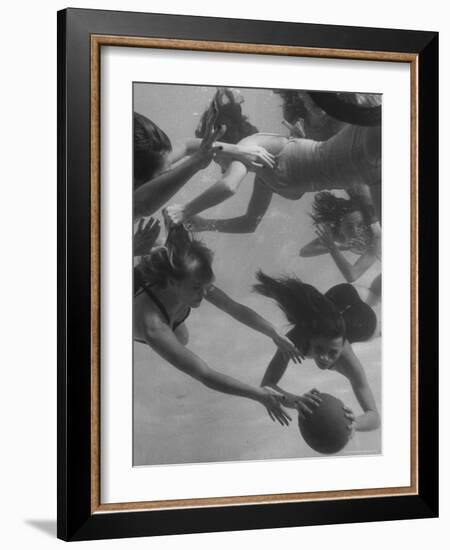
<box><xmin>273</xmin><ymin>90</ymin><xmax>308</xmax><ymax>125</ymax></box>
<box><xmin>133</xmin><ymin>112</ymin><xmax>172</xmax><ymax>188</ymax></box>
<box><xmin>196</xmin><ymin>88</ymin><xmax>259</xmax><ymax>145</ymax></box>
<box><xmin>325</xmin><ymin>284</ymin><xmax>377</xmax><ymax>343</ymax></box>
<box><xmin>311</xmin><ymin>191</ymin><xmax>372</xmax><ymax>238</ymax></box>
<box><xmin>137</xmin><ymin>224</ymin><xmax>214</xmax><ymax>288</ymax></box>
<box><xmin>274</xmin><ymin>90</ymin><xmax>343</xmax><ymax>141</ymax></box>
<box><xmin>254</xmin><ymin>271</ymin><xmax>376</xmax><ymax>345</ymax></box>
<box><xmin>254</xmin><ymin>271</ymin><xmax>345</xmax><ymax>343</ymax></box>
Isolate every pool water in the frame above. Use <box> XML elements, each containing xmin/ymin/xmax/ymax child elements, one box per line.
<box><xmin>133</xmin><ymin>83</ymin><xmax>381</xmax><ymax>466</ymax></box>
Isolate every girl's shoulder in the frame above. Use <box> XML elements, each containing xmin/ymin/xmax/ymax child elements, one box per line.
<box><xmin>332</xmin><ymin>342</ymin><xmax>356</xmax><ymax>375</ymax></box>
<box><xmin>135</xmin><ymin>290</ymin><xmax>172</xmax><ymax>332</ymax></box>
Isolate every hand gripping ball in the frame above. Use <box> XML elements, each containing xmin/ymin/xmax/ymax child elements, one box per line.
<box><xmin>298</xmin><ymin>392</ymin><xmax>351</xmax><ymax>454</ymax></box>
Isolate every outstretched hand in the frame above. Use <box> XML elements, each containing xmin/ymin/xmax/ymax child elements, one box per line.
<box><xmin>343</xmin><ymin>405</ymin><xmax>356</xmax><ymax>439</ymax></box>
<box><xmin>315</xmin><ymin>223</ymin><xmax>337</xmax><ymax>251</ymax></box>
<box><xmin>163</xmin><ymin>204</ymin><xmax>188</xmax><ymax>227</ymax></box>
<box><xmin>272</xmin><ymin>332</ymin><xmax>304</xmax><ymax>364</ymax></box>
<box><xmin>133</xmin><ymin>217</ymin><xmax>161</xmax><ymax>256</ymax></box>
<box><xmin>280</xmin><ymin>388</ymin><xmax>322</xmax><ymax>420</ymax></box>
<box><xmin>295</xmin><ymin>389</ymin><xmax>322</xmax><ymax>420</ymax></box>
<box><xmin>259</xmin><ymin>388</ymin><xmax>292</xmax><ymax>426</ymax></box>
<box><xmin>231</xmin><ymin>145</ymin><xmax>276</xmax><ymax>170</ymax></box>
<box><xmin>193</xmin><ymin>106</ymin><xmax>226</xmax><ymax>169</ymax></box>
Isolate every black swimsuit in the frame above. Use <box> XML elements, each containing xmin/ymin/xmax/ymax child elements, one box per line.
<box><xmin>134</xmin><ymin>268</ymin><xmax>191</xmax><ymax>344</ymax></box>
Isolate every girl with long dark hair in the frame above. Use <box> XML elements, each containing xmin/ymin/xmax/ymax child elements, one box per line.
<box><xmin>254</xmin><ymin>271</ymin><xmax>380</xmax><ymax>432</ymax></box>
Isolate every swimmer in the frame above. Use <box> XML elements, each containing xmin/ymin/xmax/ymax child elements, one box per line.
<box><xmin>165</xmin><ymin>90</ymin><xmax>381</xmax><ymax>234</ymax></box>
<box><xmin>133</xmin><ymin>225</ymin><xmax>302</xmax><ymax>425</ymax></box>
<box><xmin>254</xmin><ymin>271</ymin><xmax>380</xmax><ymax>432</ymax></box>
<box><xmin>133</xmin><ymin>110</ymin><xmax>275</xmax><ymax>220</ymax></box>
<box><xmin>300</xmin><ymin>191</ymin><xmax>381</xmax><ymax>306</ymax></box>
<box><xmin>274</xmin><ymin>89</ymin><xmax>346</xmax><ymax>141</ymax></box>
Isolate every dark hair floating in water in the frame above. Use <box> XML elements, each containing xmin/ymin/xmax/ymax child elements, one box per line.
<box><xmin>254</xmin><ymin>271</ymin><xmax>376</xmax><ymax>344</ymax></box>
<box><xmin>308</xmin><ymin>91</ymin><xmax>382</xmax><ymax>127</ymax></box>
<box><xmin>196</xmin><ymin>88</ymin><xmax>259</xmax><ymax>144</ymax></box>
<box><xmin>325</xmin><ymin>284</ymin><xmax>377</xmax><ymax>343</ymax></box>
<box><xmin>133</xmin><ymin>112</ymin><xmax>172</xmax><ymax>188</ymax></box>
<box><xmin>253</xmin><ymin>271</ymin><xmax>345</xmax><ymax>341</ymax></box>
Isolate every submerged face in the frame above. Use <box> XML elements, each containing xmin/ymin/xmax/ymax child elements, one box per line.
<box><xmin>309</xmin><ymin>335</ymin><xmax>345</xmax><ymax>370</ymax></box>
<box><xmin>340</xmin><ymin>210</ymin><xmax>367</xmax><ymax>241</ymax></box>
<box><xmin>172</xmin><ymin>273</ymin><xmax>214</xmax><ymax>308</ymax></box>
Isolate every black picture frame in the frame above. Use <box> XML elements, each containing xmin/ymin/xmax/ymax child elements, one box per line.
<box><xmin>57</xmin><ymin>7</ymin><xmax>438</xmax><ymax>542</ymax></box>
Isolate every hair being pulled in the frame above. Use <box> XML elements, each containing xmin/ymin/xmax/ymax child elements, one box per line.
<box><xmin>137</xmin><ymin>224</ymin><xmax>214</xmax><ymax>288</ymax></box>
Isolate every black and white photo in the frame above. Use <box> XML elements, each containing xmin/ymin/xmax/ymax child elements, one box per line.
<box><xmin>132</xmin><ymin>84</ymin><xmax>382</xmax><ymax>466</ymax></box>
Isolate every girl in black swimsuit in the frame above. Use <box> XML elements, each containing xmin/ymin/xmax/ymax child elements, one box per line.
<box><xmin>254</xmin><ymin>271</ymin><xmax>380</xmax><ymax>433</ymax></box>
<box><xmin>133</xmin><ymin>225</ymin><xmax>304</xmax><ymax>425</ymax></box>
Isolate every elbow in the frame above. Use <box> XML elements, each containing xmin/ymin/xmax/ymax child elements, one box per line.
<box><xmin>372</xmin><ymin>411</ymin><xmax>381</xmax><ymax>430</ymax></box>
<box><xmin>344</xmin><ymin>272</ymin><xmax>357</xmax><ymax>283</ymax></box>
<box><xmin>360</xmin><ymin>409</ymin><xmax>380</xmax><ymax>431</ymax></box>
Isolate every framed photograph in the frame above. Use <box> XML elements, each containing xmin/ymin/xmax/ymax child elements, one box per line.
<box><xmin>57</xmin><ymin>8</ymin><xmax>438</xmax><ymax>541</ymax></box>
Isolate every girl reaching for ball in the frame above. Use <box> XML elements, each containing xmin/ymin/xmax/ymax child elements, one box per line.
<box><xmin>134</xmin><ymin>224</ymin><xmax>302</xmax><ymax>425</ymax></box>
<box><xmin>254</xmin><ymin>271</ymin><xmax>381</xmax><ymax>433</ymax></box>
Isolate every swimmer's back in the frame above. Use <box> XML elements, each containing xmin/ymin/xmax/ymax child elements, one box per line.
<box><xmin>238</xmin><ymin>133</ymin><xmax>289</xmax><ymax>156</ymax></box>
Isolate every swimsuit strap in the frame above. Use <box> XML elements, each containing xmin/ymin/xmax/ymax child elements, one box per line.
<box><xmin>173</xmin><ymin>308</ymin><xmax>191</xmax><ymax>331</ymax></box>
<box><xmin>139</xmin><ymin>283</ymin><xmax>190</xmax><ymax>331</ymax></box>
<box><xmin>134</xmin><ymin>268</ymin><xmax>190</xmax><ymax>331</ymax></box>
<box><xmin>141</xmin><ymin>285</ymin><xmax>172</xmax><ymax>327</ymax></box>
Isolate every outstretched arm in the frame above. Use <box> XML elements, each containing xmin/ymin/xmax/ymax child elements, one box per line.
<box><xmin>335</xmin><ymin>344</ymin><xmax>380</xmax><ymax>431</ymax></box>
<box><xmin>141</xmin><ymin>313</ymin><xmax>291</xmax><ymax>425</ymax></box>
<box><xmin>183</xmin><ymin>138</ymin><xmax>275</xmax><ymax>169</ymax></box>
<box><xmin>134</xmin><ymin>157</ymin><xmax>207</xmax><ymax>219</ymax></box>
<box><xmin>300</xmin><ymin>236</ymin><xmax>350</xmax><ymax>257</ymax></box>
<box><xmin>206</xmin><ymin>286</ymin><xmax>302</xmax><ymax>363</ymax></box>
<box><xmin>165</xmin><ymin>160</ymin><xmax>249</xmax><ymax>225</ymax></box>
<box><xmin>133</xmin><ymin>217</ymin><xmax>161</xmax><ymax>256</ymax></box>
<box><xmin>316</xmin><ymin>224</ymin><xmax>378</xmax><ymax>283</ymax></box>
<box><xmin>189</xmin><ymin>179</ymin><xmax>273</xmax><ymax>234</ymax></box>
<box><xmin>261</xmin><ymin>349</ymin><xmax>291</xmax><ymax>387</ymax></box>
<box><xmin>134</xmin><ymin>115</ymin><xmax>224</xmax><ymax>219</ymax></box>
<box><xmin>260</xmin><ymin>349</ymin><xmax>322</xmax><ymax>419</ymax></box>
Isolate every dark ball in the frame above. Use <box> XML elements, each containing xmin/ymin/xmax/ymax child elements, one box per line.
<box><xmin>298</xmin><ymin>392</ymin><xmax>351</xmax><ymax>454</ymax></box>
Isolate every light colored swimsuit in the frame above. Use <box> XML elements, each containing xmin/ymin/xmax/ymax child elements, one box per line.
<box><xmin>273</xmin><ymin>124</ymin><xmax>381</xmax><ymax>194</ymax></box>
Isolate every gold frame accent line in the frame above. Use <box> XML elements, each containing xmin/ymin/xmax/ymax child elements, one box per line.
<box><xmin>93</xmin><ymin>35</ymin><xmax>417</xmax><ymax>62</ymax></box>
<box><xmin>410</xmin><ymin>55</ymin><xmax>419</xmax><ymax>495</ymax></box>
<box><xmin>90</xmin><ymin>34</ymin><xmax>419</xmax><ymax>514</ymax></box>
